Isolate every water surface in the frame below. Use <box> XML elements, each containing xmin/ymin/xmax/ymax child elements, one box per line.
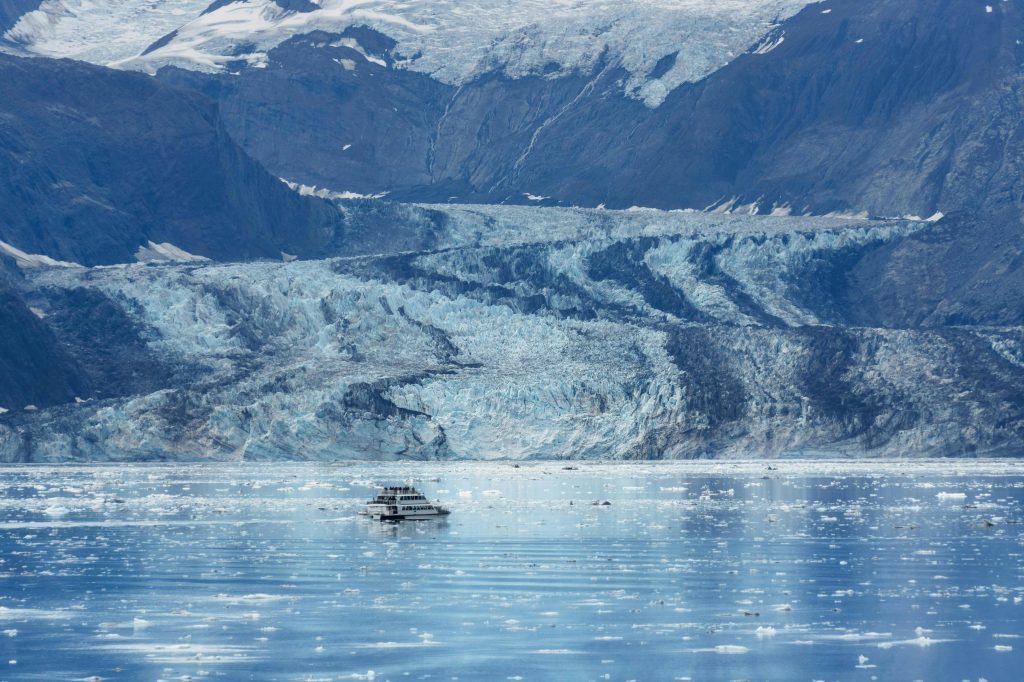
<box><xmin>0</xmin><ymin>461</ymin><xmax>1022</xmax><ymax>681</ymax></box>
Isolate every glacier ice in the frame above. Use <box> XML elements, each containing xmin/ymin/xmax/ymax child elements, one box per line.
<box><xmin>3</xmin><ymin>206</ymin><xmax>1023</xmax><ymax>461</ymax></box>
<box><xmin>7</xmin><ymin>0</ymin><xmax>817</xmax><ymax>107</ymax></box>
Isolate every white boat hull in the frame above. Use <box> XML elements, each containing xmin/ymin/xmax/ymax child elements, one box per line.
<box><xmin>364</xmin><ymin>488</ymin><xmax>452</xmax><ymax>521</ymax></box>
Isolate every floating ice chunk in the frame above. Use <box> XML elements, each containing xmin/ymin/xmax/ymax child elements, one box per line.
<box><xmin>210</xmin><ymin>593</ymin><xmax>287</xmax><ymax>604</ymax></box>
<box><xmin>936</xmin><ymin>492</ymin><xmax>967</xmax><ymax>501</ymax></box>
<box><xmin>820</xmin><ymin>631</ymin><xmax>892</xmax><ymax>641</ymax></box>
<box><xmin>355</xmin><ymin>641</ymin><xmax>439</xmax><ymax>649</ymax></box>
<box><xmin>93</xmin><ymin>642</ymin><xmax>258</xmax><ymax>663</ymax></box>
<box><xmin>712</xmin><ymin>645</ymin><xmax>748</xmax><ymax>654</ymax></box>
<box><xmin>0</xmin><ymin>607</ymin><xmax>71</xmax><ymax>621</ymax></box>
<box><xmin>299</xmin><ymin>481</ymin><xmax>334</xmax><ymax>490</ymax></box>
<box><xmin>530</xmin><ymin>649</ymin><xmax>582</xmax><ymax>654</ymax></box>
<box><xmin>877</xmin><ymin>636</ymin><xmax>949</xmax><ymax>649</ymax></box>
<box><xmin>855</xmin><ymin>653</ymin><xmax>875</xmax><ymax>669</ymax></box>
<box><xmin>995</xmin><ymin>645</ymin><xmax>1013</xmax><ymax>652</ymax></box>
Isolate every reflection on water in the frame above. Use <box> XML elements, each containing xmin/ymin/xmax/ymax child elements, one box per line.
<box><xmin>0</xmin><ymin>460</ymin><xmax>1022</xmax><ymax>681</ymax></box>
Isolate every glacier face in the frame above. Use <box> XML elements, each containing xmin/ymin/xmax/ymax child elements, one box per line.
<box><xmin>6</xmin><ymin>0</ymin><xmax>814</xmax><ymax>106</ymax></box>
<box><xmin>4</xmin><ymin>206</ymin><xmax>1023</xmax><ymax>462</ymax></box>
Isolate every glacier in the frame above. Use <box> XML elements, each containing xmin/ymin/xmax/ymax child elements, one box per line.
<box><xmin>3</xmin><ymin>206</ymin><xmax>1023</xmax><ymax>461</ymax></box>
<box><xmin>6</xmin><ymin>0</ymin><xmax>816</xmax><ymax>107</ymax></box>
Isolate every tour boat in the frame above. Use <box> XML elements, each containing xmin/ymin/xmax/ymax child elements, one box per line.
<box><xmin>363</xmin><ymin>485</ymin><xmax>451</xmax><ymax>521</ymax></box>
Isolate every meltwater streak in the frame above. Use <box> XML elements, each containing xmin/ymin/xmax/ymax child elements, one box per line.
<box><xmin>0</xmin><ymin>461</ymin><xmax>1021</xmax><ymax>680</ymax></box>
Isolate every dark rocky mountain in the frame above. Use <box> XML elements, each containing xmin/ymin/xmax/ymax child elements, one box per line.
<box><xmin>0</xmin><ymin>52</ymin><xmax>345</xmax><ymax>266</ymax></box>
<box><xmin>0</xmin><ymin>0</ymin><xmax>40</xmax><ymax>34</ymax></box>
<box><xmin>0</xmin><ymin>256</ymin><xmax>87</xmax><ymax>412</ymax></box>
<box><xmin>154</xmin><ymin>26</ymin><xmax>620</xmax><ymax>204</ymax></box>
<box><xmin>845</xmin><ymin>209</ymin><xmax>1024</xmax><ymax>327</ymax></box>
<box><xmin>512</xmin><ymin>0</ymin><xmax>1024</xmax><ymax>217</ymax></box>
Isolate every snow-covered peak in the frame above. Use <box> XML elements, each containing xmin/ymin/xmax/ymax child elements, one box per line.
<box><xmin>6</xmin><ymin>0</ymin><xmax>816</xmax><ymax>107</ymax></box>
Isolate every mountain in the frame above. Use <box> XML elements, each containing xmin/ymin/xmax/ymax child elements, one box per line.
<box><xmin>99</xmin><ymin>0</ymin><xmax>1016</xmax><ymax>223</ymax></box>
<box><xmin>0</xmin><ymin>0</ymin><xmax>1023</xmax><ymax>460</ymax></box>
<box><xmin>0</xmin><ymin>52</ymin><xmax>345</xmax><ymax>266</ymax></box>
<box><xmin>0</xmin><ymin>255</ymin><xmax>89</xmax><ymax>416</ymax></box>
<box><xmin>9</xmin><ymin>1</ymin><xmax>1020</xmax><ymax>218</ymax></box>
<box><xmin>0</xmin><ymin>48</ymin><xmax>352</xmax><ymax>419</ymax></box>
<box><xmin>509</xmin><ymin>0</ymin><xmax>1024</xmax><ymax>217</ymax></box>
<box><xmin>141</xmin><ymin>0</ymin><xmax>1024</xmax><ymax>330</ymax></box>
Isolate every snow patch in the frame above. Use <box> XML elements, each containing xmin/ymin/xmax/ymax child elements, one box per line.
<box><xmin>751</xmin><ymin>33</ymin><xmax>784</xmax><ymax>55</ymax></box>
<box><xmin>0</xmin><ymin>239</ymin><xmax>81</xmax><ymax>269</ymax></box>
<box><xmin>281</xmin><ymin>178</ymin><xmax>389</xmax><ymax>200</ymax></box>
<box><xmin>135</xmin><ymin>241</ymin><xmax>210</xmax><ymax>263</ymax></box>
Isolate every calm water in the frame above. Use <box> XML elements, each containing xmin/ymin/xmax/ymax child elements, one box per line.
<box><xmin>0</xmin><ymin>461</ymin><xmax>1023</xmax><ymax>681</ymax></box>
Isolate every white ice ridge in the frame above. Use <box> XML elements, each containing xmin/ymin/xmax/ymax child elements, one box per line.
<box><xmin>134</xmin><ymin>241</ymin><xmax>211</xmax><ymax>263</ymax></box>
<box><xmin>0</xmin><ymin>239</ymin><xmax>81</xmax><ymax>269</ymax></box>
<box><xmin>7</xmin><ymin>0</ymin><xmax>817</xmax><ymax>107</ymax></box>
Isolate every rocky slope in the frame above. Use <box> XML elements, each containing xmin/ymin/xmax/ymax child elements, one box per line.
<box><xmin>0</xmin><ymin>256</ymin><xmax>89</xmax><ymax>412</ymax></box>
<box><xmin>0</xmin><ymin>52</ymin><xmax>344</xmax><ymax>266</ymax></box>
